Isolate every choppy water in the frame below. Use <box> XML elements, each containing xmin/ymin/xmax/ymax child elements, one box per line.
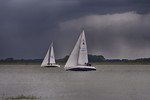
<box><xmin>0</xmin><ymin>65</ymin><xmax>150</xmax><ymax>100</ymax></box>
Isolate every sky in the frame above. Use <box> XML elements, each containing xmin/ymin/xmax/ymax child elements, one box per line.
<box><xmin>0</xmin><ymin>0</ymin><xmax>150</xmax><ymax>59</ymax></box>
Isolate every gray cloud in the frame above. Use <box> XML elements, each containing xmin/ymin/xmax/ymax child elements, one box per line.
<box><xmin>59</xmin><ymin>12</ymin><xmax>150</xmax><ymax>59</ymax></box>
<box><xmin>0</xmin><ymin>0</ymin><xmax>150</xmax><ymax>59</ymax></box>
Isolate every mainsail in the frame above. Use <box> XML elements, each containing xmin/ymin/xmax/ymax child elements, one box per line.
<box><xmin>78</xmin><ymin>30</ymin><xmax>88</xmax><ymax>65</ymax></box>
<box><xmin>50</xmin><ymin>43</ymin><xmax>55</xmax><ymax>64</ymax></box>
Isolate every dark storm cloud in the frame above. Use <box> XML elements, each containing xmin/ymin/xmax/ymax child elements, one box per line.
<box><xmin>72</xmin><ymin>0</ymin><xmax>150</xmax><ymax>15</ymax></box>
<box><xmin>0</xmin><ymin>0</ymin><xmax>79</xmax><ymax>59</ymax></box>
<box><xmin>0</xmin><ymin>0</ymin><xmax>150</xmax><ymax>59</ymax></box>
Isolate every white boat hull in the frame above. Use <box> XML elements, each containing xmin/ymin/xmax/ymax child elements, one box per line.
<box><xmin>64</xmin><ymin>66</ymin><xmax>96</xmax><ymax>71</ymax></box>
<box><xmin>41</xmin><ymin>64</ymin><xmax>60</xmax><ymax>67</ymax></box>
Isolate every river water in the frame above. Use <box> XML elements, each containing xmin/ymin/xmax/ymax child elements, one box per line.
<box><xmin>0</xmin><ymin>65</ymin><xmax>150</xmax><ymax>100</ymax></box>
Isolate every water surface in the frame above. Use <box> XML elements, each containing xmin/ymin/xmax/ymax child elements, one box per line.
<box><xmin>0</xmin><ymin>65</ymin><xmax>150</xmax><ymax>100</ymax></box>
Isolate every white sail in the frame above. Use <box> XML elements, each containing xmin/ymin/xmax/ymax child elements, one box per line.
<box><xmin>41</xmin><ymin>47</ymin><xmax>50</xmax><ymax>67</ymax></box>
<box><xmin>64</xmin><ymin>32</ymin><xmax>82</xmax><ymax>68</ymax></box>
<box><xmin>50</xmin><ymin>43</ymin><xmax>56</xmax><ymax>64</ymax></box>
<box><xmin>78</xmin><ymin>30</ymin><xmax>88</xmax><ymax>65</ymax></box>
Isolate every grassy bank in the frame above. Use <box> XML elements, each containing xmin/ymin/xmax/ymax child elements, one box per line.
<box><xmin>5</xmin><ymin>94</ymin><xmax>41</xmax><ymax>99</ymax></box>
<box><xmin>0</xmin><ymin>62</ymin><xmax>66</xmax><ymax>65</ymax></box>
<box><xmin>91</xmin><ymin>62</ymin><xmax>150</xmax><ymax>65</ymax></box>
<box><xmin>0</xmin><ymin>62</ymin><xmax>41</xmax><ymax>65</ymax></box>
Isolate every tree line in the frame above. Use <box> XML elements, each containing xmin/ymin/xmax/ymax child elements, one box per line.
<box><xmin>0</xmin><ymin>55</ymin><xmax>150</xmax><ymax>63</ymax></box>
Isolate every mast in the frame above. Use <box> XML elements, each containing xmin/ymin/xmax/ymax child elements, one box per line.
<box><xmin>48</xmin><ymin>46</ymin><xmax>50</xmax><ymax>65</ymax></box>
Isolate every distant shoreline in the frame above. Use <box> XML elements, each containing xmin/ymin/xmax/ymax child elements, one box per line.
<box><xmin>1</xmin><ymin>55</ymin><xmax>150</xmax><ymax>65</ymax></box>
<box><xmin>1</xmin><ymin>62</ymin><xmax>150</xmax><ymax>65</ymax></box>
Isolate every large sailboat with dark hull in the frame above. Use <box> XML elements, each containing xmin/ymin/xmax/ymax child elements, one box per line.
<box><xmin>64</xmin><ymin>30</ymin><xmax>96</xmax><ymax>71</ymax></box>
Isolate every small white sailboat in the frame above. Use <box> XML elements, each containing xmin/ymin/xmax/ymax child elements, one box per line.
<box><xmin>64</xmin><ymin>29</ymin><xmax>96</xmax><ymax>71</ymax></box>
<box><xmin>41</xmin><ymin>43</ymin><xmax>60</xmax><ymax>67</ymax></box>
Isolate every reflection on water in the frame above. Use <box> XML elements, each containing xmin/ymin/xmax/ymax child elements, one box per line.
<box><xmin>0</xmin><ymin>65</ymin><xmax>150</xmax><ymax>100</ymax></box>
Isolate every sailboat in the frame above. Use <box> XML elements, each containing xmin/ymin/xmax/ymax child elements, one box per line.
<box><xmin>64</xmin><ymin>29</ymin><xmax>96</xmax><ymax>71</ymax></box>
<box><xmin>41</xmin><ymin>43</ymin><xmax>60</xmax><ymax>67</ymax></box>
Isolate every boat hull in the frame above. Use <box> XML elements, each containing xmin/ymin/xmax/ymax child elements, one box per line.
<box><xmin>41</xmin><ymin>64</ymin><xmax>60</xmax><ymax>67</ymax></box>
<box><xmin>65</xmin><ymin>66</ymin><xmax>96</xmax><ymax>71</ymax></box>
